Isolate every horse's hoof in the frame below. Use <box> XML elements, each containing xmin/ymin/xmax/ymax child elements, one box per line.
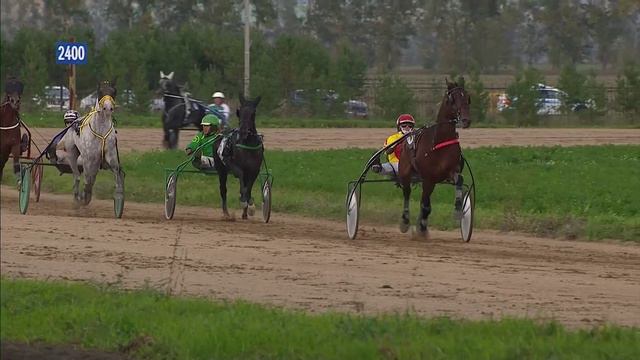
<box><xmin>399</xmin><ymin>221</ymin><xmax>410</xmax><ymax>233</ymax></box>
<box><xmin>247</xmin><ymin>204</ymin><xmax>255</xmax><ymax>216</ymax></box>
<box><xmin>412</xmin><ymin>227</ymin><xmax>430</xmax><ymax>240</ymax></box>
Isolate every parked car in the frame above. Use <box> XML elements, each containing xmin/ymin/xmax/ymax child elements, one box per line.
<box><xmin>497</xmin><ymin>84</ymin><xmax>595</xmax><ymax>115</ymax></box>
<box><xmin>33</xmin><ymin>86</ymin><xmax>70</xmax><ymax>110</ymax></box>
<box><xmin>81</xmin><ymin>89</ymin><xmax>138</xmax><ymax>111</ymax></box>
<box><xmin>149</xmin><ymin>97</ymin><xmax>164</xmax><ymax>112</ymax></box>
<box><xmin>344</xmin><ymin>100</ymin><xmax>368</xmax><ymax>119</ymax></box>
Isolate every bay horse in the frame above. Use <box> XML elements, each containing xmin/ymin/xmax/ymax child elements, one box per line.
<box><xmin>0</xmin><ymin>77</ymin><xmax>25</xmax><ymax>186</ymax></box>
<box><xmin>213</xmin><ymin>94</ymin><xmax>264</xmax><ymax>220</ymax></box>
<box><xmin>158</xmin><ymin>71</ymin><xmax>207</xmax><ymax>149</ymax></box>
<box><xmin>397</xmin><ymin>79</ymin><xmax>471</xmax><ymax>237</ymax></box>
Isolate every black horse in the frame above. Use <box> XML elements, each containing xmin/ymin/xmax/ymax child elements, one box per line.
<box><xmin>158</xmin><ymin>72</ymin><xmax>207</xmax><ymax>149</ymax></box>
<box><xmin>213</xmin><ymin>95</ymin><xmax>264</xmax><ymax>220</ymax></box>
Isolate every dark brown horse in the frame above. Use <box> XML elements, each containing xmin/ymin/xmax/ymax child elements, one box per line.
<box><xmin>397</xmin><ymin>79</ymin><xmax>471</xmax><ymax>237</ymax></box>
<box><xmin>0</xmin><ymin>78</ymin><xmax>25</xmax><ymax>185</ymax></box>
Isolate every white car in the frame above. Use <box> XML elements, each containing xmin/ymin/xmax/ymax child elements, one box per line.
<box><xmin>33</xmin><ymin>86</ymin><xmax>70</xmax><ymax>110</ymax></box>
<box><xmin>80</xmin><ymin>91</ymin><xmax>97</xmax><ymax>111</ymax></box>
<box><xmin>497</xmin><ymin>84</ymin><xmax>594</xmax><ymax>115</ymax></box>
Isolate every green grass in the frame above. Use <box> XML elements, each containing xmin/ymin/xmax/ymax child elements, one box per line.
<box><xmin>2</xmin><ymin>278</ymin><xmax>638</xmax><ymax>359</ymax></box>
<box><xmin>19</xmin><ymin>110</ymin><xmax>640</xmax><ymax>129</ymax></box>
<box><xmin>20</xmin><ymin>111</ymin><xmax>392</xmax><ymax>128</ymax></box>
<box><xmin>4</xmin><ymin>146</ymin><xmax>638</xmax><ymax>241</ymax></box>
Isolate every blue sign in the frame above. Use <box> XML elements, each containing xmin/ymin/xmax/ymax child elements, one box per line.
<box><xmin>55</xmin><ymin>42</ymin><xmax>88</xmax><ymax>64</ymax></box>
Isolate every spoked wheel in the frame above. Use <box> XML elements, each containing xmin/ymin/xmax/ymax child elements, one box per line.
<box><xmin>164</xmin><ymin>172</ymin><xmax>178</xmax><ymax>220</ymax></box>
<box><xmin>19</xmin><ymin>166</ymin><xmax>32</xmax><ymax>215</ymax></box>
<box><xmin>460</xmin><ymin>190</ymin><xmax>474</xmax><ymax>242</ymax></box>
<box><xmin>261</xmin><ymin>179</ymin><xmax>272</xmax><ymax>223</ymax></box>
<box><xmin>346</xmin><ymin>184</ymin><xmax>360</xmax><ymax>240</ymax></box>
<box><xmin>33</xmin><ymin>162</ymin><xmax>43</xmax><ymax>203</ymax></box>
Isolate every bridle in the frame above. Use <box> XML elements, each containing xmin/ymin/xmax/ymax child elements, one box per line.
<box><xmin>445</xmin><ymin>86</ymin><xmax>469</xmax><ymax>124</ymax></box>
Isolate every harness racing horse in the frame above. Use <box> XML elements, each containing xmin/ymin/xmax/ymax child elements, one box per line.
<box><xmin>63</xmin><ymin>80</ymin><xmax>124</xmax><ymax>213</ymax></box>
<box><xmin>397</xmin><ymin>79</ymin><xmax>471</xmax><ymax>237</ymax></box>
<box><xmin>158</xmin><ymin>71</ymin><xmax>207</xmax><ymax>149</ymax></box>
<box><xmin>213</xmin><ymin>95</ymin><xmax>264</xmax><ymax>220</ymax></box>
<box><xmin>0</xmin><ymin>77</ymin><xmax>25</xmax><ymax>186</ymax></box>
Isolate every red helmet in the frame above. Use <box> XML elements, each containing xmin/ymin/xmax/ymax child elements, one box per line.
<box><xmin>396</xmin><ymin>114</ymin><xmax>415</xmax><ymax>128</ymax></box>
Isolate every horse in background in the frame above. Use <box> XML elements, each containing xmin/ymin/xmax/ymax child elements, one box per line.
<box><xmin>63</xmin><ymin>80</ymin><xmax>124</xmax><ymax>207</ymax></box>
<box><xmin>0</xmin><ymin>77</ymin><xmax>25</xmax><ymax>186</ymax></box>
<box><xmin>158</xmin><ymin>71</ymin><xmax>207</xmax><ymax>149</ymax></box>
<box><xmin>213</xmin><ymin>95</ymin><xmax>264</xmax><ymax>220</ymax></box>
<box><xmin>397</xmin><ymin>79</ymin><xmax>472</xmax><ymax>237</ymax></box>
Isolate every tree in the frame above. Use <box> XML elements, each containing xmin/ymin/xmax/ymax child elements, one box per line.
<box><xmin>538</xmin><ymin>0</ymin><xmax>589</xmax><ymax>68</ymax></box>
<box><xmin>22</xmin><ymin>42</ymin><xmax>48</xmax><ymax>109</ymax></box>
<box><xmin>615</xmin><ymin>62</ymin><xmax>640</xmax><ymax>115</ymax></box>
<box><xmin>505</xmin><ymin>67</ymin><xmax>545</xmax><ymax>126</ymax></box>
<box><xmin>374</xmin><ymin>74</ymin><xmax>416</xmax><ymax>119</ymax></box>
<box><xmin>466</xmin><ymin>69</ymin><xmax>489</xmax><ymax>123</ymax></box>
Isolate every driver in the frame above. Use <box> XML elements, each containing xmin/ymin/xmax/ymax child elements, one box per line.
<box><xmin>48</xmin><ymin>110</ymin><xmax>82</xmax><ymax>170</ymax></box>
<box><xmin>186</xmin><ymin>114</ymin><xmax>219</xmax><ymax>170</ymax></box>
<box><xmin>372</xmin><ymin>113</ymin><xmax>416</xmax><ymax>176</ymax></box>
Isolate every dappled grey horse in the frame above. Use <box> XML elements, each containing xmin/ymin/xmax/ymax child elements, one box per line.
<box><xmin>63</xmin><ymin>81</ymin><xmax>124</xmax><ymax>206</ymax></box>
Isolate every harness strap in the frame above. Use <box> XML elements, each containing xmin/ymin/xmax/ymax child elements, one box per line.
<box><xmin>0</xmin><ymin>122</ymin><xmax>20</xmax><ymax>130</ymax></box>
<box><xmin>79</xmin><ymin>100</ymin><xmax>114</xmax><ymax>164</ymax></box>
<box><xmin>432</xmin><ymin>139</ymin><xmax>459</xmax><ymax>151</ymax></box>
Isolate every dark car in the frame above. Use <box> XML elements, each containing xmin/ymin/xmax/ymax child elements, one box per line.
<box><xmin>344</xmin><ymin>100</ymin><xmax>368</xmax><ymax>119</ymax></box>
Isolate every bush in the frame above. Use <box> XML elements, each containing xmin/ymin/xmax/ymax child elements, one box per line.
<box><xmin>374</xmin><ymin>74</ymin><xmax>416</xmax><ymax>119</ymax></box>
<box><xmin>505</xmin><ymin>67</ymin><xmax>544</xmax><ymax>126</ymax></box>
<box><xmin>466</xmin><ymin>70</ymin><xmax>490</xmax><ymax>123</ymax></box>
<box><xmin>615</xmin><ymin>62</ymin><xmax>640</xmax><ymax>115</ymax></box>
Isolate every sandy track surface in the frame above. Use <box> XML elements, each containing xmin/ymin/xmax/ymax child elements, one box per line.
<box><xmin>2</xmin><ymin>188</ymin><xmax>638</xmax><ymax>328</ymax></box>
<box><xmin>24</xmin><ymin>128</ymin><xmax>640</xmax><ymax>153</ymax></box>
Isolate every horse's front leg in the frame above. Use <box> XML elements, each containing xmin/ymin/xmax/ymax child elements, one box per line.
<box><xmin>238</xmin><ymin>174</ymin><xmax>249</xmax><ymax>220</ymax></box>
<box><xmin>400</xmin><ymin>183</ymin><xmax>411</xmax><ymax>233</ymax></box>
<box><xmin>417</xmin><ymin>182</ymin><xmax>435</xmax><ymax>238</ymax></box>
<box><xmin>244</xmin><ymin>173</ymin><xmax>257</xmax><ymax>217</ymax></box>
<box><xmin>453</xmin><ymin>172</ymin><xmax>464</xmax><ymax>220</ymax></box>
<box><xmin>81</xmin><ymin>158</ymin><xmax>99</xmax><ymax>205</ymax></box>
<box><xmin>218</xmin><ymin>169</ymin><xmax>231</xmax><ymax>219</ymax></box>
<box><xmin>11</xmin><ymin>144</ymin><xmax>21</xmax><ymax>187</ymax></box>
<box><xmin>66</xmin><ymin>146</ymin><xmax>82</xmax><ymax>203</ymax></box>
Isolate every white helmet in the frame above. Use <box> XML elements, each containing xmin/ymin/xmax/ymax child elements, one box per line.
<box><xmin>211</xmin><ymin>91</ymin><xmax>225</xmax><ymax>99</ymax></box>
<box><xmin>64</xmin><ymin>110</ymin><xmax>79</xmax><ymax>122</ymax></box>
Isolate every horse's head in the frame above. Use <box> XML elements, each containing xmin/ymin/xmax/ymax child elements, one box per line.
<box><xmin>237</xmin><ymin>94</ymin><xmax>261</xmax><ymax>140</ymax></box>
<box><xmin>96</xmin><ymin>79</ymin><xmax>117</xmax><ymax>115</ymax></box>
<box><xmin>4</xmin><ymin>77</ymin><xmax>24</xmax><ymax>111</ymax></box>
<box><xmin>443</xmin><ymin>78</ymin><xmax>471</xmax><ymax>129</ymax></box>
<box><xmin>158</xmin><ymin>71</ymin><xmax>179</xmax><ymax>95</ymax></box>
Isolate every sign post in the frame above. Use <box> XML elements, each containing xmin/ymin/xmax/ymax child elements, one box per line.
<box><xmin>56</xmin><ymin>40</ymin><xmax>87</xmax><ymax>111</ymax></box>
<box><xmin>244</xmin><ymin>0</ymin><xmax>250</xmax><ymax>97</ymax></box>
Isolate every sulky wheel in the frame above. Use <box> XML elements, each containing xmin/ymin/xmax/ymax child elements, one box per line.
<box><xmin>18</xmin><ymin>166</ymin><xmax>32</xmax><ymax>215</ymax></box>
<box><xmin>33</xmin><ymin>162</ymin><xmax>43</xmax><ymax>203</ymax></box>
<box><xmin>460</xmin><ymin>190</ymin><xmax>474</xmax><ymax>242</ymax></box>
<box><xmin>346</xmin><ymin>184</ymin><xmax>360</xmax><ymax>240</ymax></box>
<box><xmin>261</xmin><ymin>179</ymin><xmax>272</xmax><ymax>223</ymax></box>
<box><xmin>164</xmin><ymin>172</ymin><xmax>178</xmax><ymax>220</ymax></box>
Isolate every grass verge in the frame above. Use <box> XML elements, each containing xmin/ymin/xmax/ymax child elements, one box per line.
<box><xmin>19</xmin><ymin>111</ymin><xmax>640</xmax><ymax>129</ymax></box>
<box><xmin>4</xmin><ymin>145</ymin><xmax>638</xmax><ymax>241</ymax></box>
<box><xmin>2</xmin><ymin>278</ymin><xmax>638</xmax><ymax>360</ymax></box>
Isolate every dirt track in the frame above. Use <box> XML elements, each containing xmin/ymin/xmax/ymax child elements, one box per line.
<box><xmin>2</xmin><ymin>188</ymin><xmax>639</xmax><ymax>328</ymax></box>
<box><xmin>25</xmin><ymin>127</ymin><xmax>640</xmax><ymax>152</ymax></box>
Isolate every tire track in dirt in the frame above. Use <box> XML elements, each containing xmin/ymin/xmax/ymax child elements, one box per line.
<box><xmin>2</xmin><ymin>188</ymin><xmax>638</xmax><ymax>328</ymax></box>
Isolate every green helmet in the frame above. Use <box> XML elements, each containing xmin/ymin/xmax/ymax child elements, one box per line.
<box><xmin>201</xmin><ymin>114</ymin><xmax>219</xmax><ymax>126</ymax></box>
